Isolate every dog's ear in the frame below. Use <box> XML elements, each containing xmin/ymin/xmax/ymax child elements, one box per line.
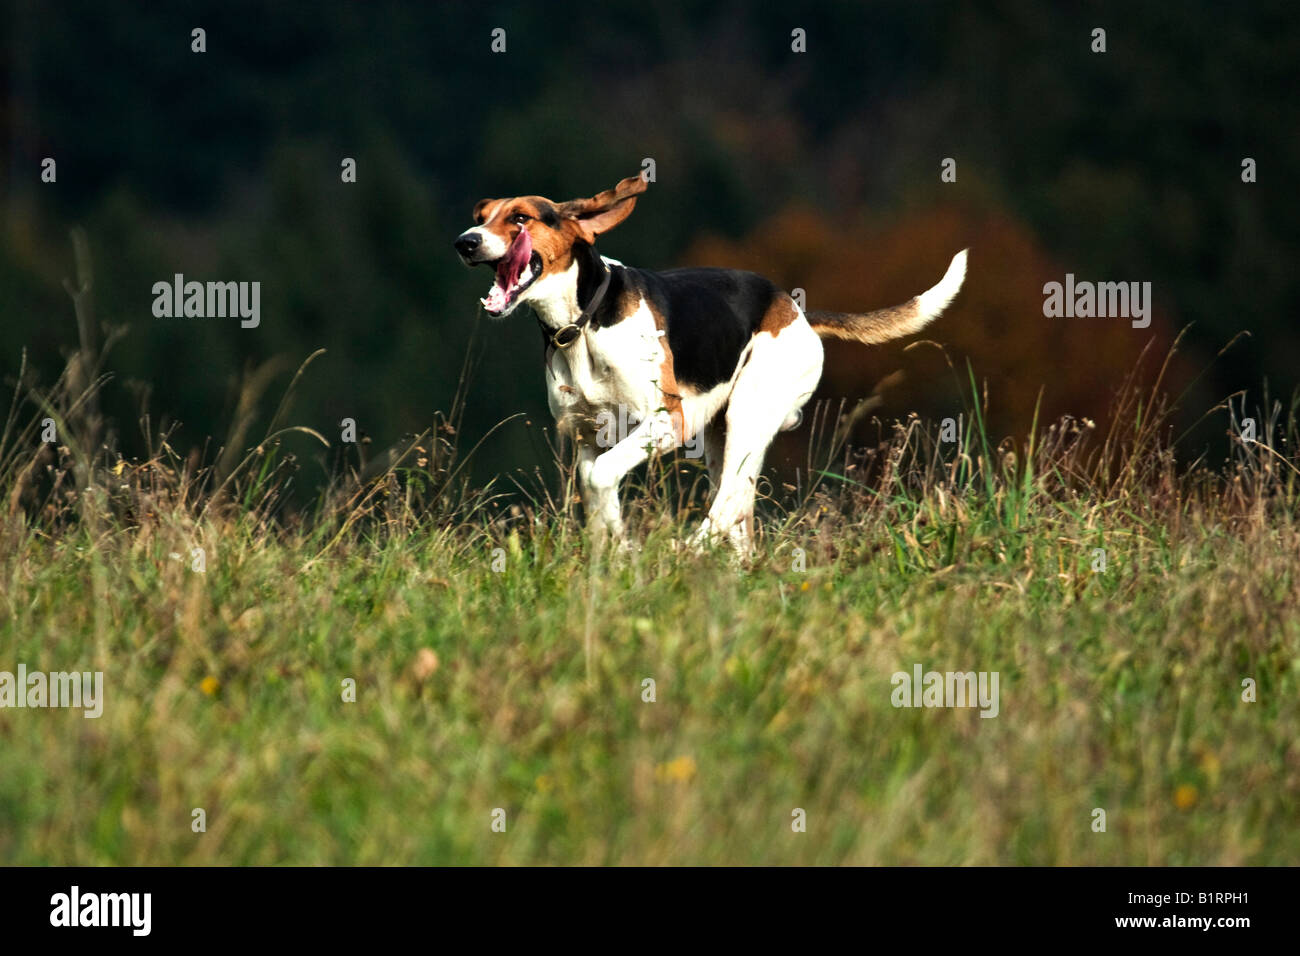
<box><xmin>472</xmin><ymin>198</ymin><xmax>501</xmax><ymax>224</ymax></box>
<box><xmin>559</xmin><ymin>174</ymin><xmax>648</xmax><ymax>244</ymax></box>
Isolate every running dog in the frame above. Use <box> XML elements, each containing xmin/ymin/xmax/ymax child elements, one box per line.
<box><xmin>454</xmin><ymin>173</ymin><xmax>966</xmax><ymax>552</ymax></box>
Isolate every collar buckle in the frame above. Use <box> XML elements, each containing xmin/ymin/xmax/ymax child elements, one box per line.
<box><xmin>551</xmin><ymin>324</ymin><xmax>582</xmax><ymax>349</ymax></box>
<box><xmin>539</xmin><ymin>260</ymin><xmax>613</xmax><ymax>353</ymax></box>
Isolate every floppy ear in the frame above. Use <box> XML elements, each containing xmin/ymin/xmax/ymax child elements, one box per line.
<box><xmin>472</xmin><ymin>198</ymin><xmax>501</xmax><ymax>223</ymax></box>
<box><xmin>559</xmin><ymin>174</ymin><xmax>648</xmax><ymax>244</ymax></box>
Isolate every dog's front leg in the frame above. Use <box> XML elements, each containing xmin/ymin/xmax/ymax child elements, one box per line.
<box><xmin>577</xmin><ymin>442</ymin><xmax>624</xmax><ymax>541</ymax></box>
<box><xmin>580</xmin><ymin>410</ymin><xmax>679</xmax><ymax>545</ymax></box>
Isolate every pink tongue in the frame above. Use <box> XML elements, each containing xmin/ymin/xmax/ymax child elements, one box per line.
<box><xmin>483</xmin><ymin>230</ymin><xmax>533</xmax><ymax>313</ymax></box>
<box><xmin>500</xmin><ymin>229</ymin><xmax>532</xmax><ymax>289</ymax></box>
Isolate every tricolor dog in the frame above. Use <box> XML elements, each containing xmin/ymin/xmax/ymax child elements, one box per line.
<box><xmin>455</xmin><ymin>173</ymin><xmax>967</xmax><ymax>552</ymax></box>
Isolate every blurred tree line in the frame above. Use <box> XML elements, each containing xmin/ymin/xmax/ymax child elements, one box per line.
<box><xmin>2</xmin><ymin>0</ymin><xmax>1297</xmax><ymax>492</ymax></box>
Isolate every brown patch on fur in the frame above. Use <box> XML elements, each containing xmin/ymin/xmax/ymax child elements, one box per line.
<box><xmin>472</xmin><ymin>199</ymin><xmax>504</xmax><ymax>224</ymax></box>
<box><xmin>643</xmin><ymin>296</ymin><xmax>687</xmax><ymax>444</ymax></box>
<box><xmin>758</xmin><ymin>294</ymin><xmax>800</xmax><ymax>335</ymax></box>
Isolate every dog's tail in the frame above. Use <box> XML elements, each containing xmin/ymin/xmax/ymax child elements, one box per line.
<box><xmin>806</xmin><ymin>249</ymin><xmax>967</xmax><ymax>345</ymax></box>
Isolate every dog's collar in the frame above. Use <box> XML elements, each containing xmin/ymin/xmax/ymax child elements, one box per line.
<box><xmin>544</xmin><ymin>262</ymin><xmax>611</xmax><ymax>350</ymax></box>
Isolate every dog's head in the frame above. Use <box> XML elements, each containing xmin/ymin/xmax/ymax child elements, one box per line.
<box><xmin>454</xmin><ymin>173</ymin><xmax>647</xmax><ymax>317</ymax></box>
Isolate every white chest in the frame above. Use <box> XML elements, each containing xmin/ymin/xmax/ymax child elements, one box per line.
<box><xmin>545</xmin><ymin>298</ymin><xmax>668</xmax><ymax>438</ymax></box>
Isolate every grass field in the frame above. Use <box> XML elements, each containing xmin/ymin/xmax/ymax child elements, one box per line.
<box><xmin>2</xmin><ymin>291</ymin><xmax>1298</xmax><ymax>863</ymax></box>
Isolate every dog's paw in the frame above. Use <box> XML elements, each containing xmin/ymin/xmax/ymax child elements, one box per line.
<box><xmin>687</xmin><ymin>521</ymin><xmax>721</xmax><ymax>554</ymax></box>
<box><xmin>689</xmin><ymin>519</ymin><xmax>755</xmax><ymax>563</ymax></box>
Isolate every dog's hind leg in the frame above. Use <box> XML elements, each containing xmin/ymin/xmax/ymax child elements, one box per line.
<box><xmin>693</xmin><ymin>317</ymin><xmax>823</xmax><ymax>554</ymax></box>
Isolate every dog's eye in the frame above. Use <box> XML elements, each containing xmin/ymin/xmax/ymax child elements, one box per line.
<box><xmin>509</xmin><ymin>213</ymin><xmax>531</xmax><ymax>225</ymax></box>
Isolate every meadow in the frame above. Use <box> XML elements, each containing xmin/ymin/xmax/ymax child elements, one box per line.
<box><xmin>1</xmin><ymin>274</ymin><xmax>1297</xmax><ymax>865</ymax></box>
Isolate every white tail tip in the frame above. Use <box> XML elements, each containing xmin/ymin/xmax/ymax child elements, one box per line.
<box><xmin>916</xmin><ymin>248</ymin><xmax>968</xmax><ymax>322</ymax></box>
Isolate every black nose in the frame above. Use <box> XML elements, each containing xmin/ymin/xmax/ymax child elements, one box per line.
<box><xmin>454</xmin><ymin>232</ymin><xmax>481</xmax><ymax>257</ymax></box>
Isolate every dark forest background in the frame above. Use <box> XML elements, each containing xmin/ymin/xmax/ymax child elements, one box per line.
<box><xmin>3</xmin><ymin>0</ymin><xmax>1297</xmax><ymax>494</ymax></box>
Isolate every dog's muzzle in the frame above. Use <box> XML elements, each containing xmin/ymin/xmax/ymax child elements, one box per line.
<box><xmin>454</xmin><ymin>231</ymin><xmax>484</xmax><ymax>263</ymax></box>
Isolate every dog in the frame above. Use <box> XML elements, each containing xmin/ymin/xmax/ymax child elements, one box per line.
<box><xmin>454</xmin><ymin>173</ymin><xmax>967</xmax><ymax>552</ymax></box>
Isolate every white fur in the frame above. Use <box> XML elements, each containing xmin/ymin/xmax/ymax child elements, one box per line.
<box><xmin>915</xmin><ymin>249</ymin><xmax>968</xmax><ymax>327</ymax></box>
<box><xmin>524</xmin><ymin>260</ymin><xmax>580</xmax><ymax>328</ymax></box>
<box><xmin>691</xmin><ymin>316</ymin><xmax>823</xmax><ymax>551</ymax></box>
<box><xmin>547</xmin><ymin>296</ymin><xmax>664</xmax><ymax>417</ymax></box>
<box><xmin>537</xmin><ymin>260</ymin><xmax>824</xmax><ymax>552</ymax></box>
<box><xmin>553</xmin><ymin>307</ymin><xmax>676</xmax><ymax>539</ymax></box>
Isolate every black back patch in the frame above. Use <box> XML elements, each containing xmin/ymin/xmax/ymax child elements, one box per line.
<box><xmin>580</xmin><ymin>254</ymin><xmax>777</xmax><ymax>391</ymax></box>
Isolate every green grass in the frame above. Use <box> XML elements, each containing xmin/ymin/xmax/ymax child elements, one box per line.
<box><xmin>2</xmin><ymin>429</ymin><xmax>1297</xmax><ymax>864</ymax></box>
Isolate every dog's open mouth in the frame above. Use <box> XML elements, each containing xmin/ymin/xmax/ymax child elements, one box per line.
<box><xmin>480</xmin><ymin>230</ymin><xmax>541</xmax><ymax>316</ymax></box>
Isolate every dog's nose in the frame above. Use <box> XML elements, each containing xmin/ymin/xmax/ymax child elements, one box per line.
<box><xmin>454</xmin><ymin>232</ymin><xmax>481</xmax><ymax>257</ymax></box>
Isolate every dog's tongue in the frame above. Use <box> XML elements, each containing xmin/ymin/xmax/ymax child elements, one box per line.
<box><xmin>482</xmin><ymin>230</ymin><xmax>533</xmax><ymax>314</ymax></box>
<box><xmin>500</xmin><ymin>228</ymin><xmax>532</xmax><ymax>288</ymax></box>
